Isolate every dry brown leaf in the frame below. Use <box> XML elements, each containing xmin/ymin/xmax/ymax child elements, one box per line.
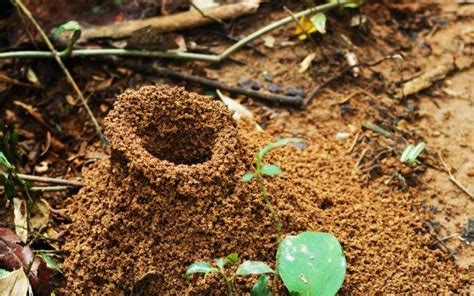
<box><xmin>30</xmin><ymin>199</ymin><xmax>50</xmax><ymax>232</ymax></box>
<box><xmin>13</xmin><ymin>199</ymin><xmax>27</xmax><ymax>243</ymax></box>
<box><xmin>0</xmin><ymin>268</ymin><xmax>33</xmax><ymax>296</ymax></box>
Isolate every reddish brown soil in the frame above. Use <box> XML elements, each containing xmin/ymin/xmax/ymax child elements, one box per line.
<box><xmin>0</xmin><ymin>0</ymin><xmax>472</xmax><ymax>295</ymax></box>
<box><xmin>61</xmin><ymin>86</ymin><xmax>470</xmax><ymax>295</ymax></box>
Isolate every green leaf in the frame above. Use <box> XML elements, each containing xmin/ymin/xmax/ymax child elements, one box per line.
<box><xmin>241</xmin><ymin>172</ymin><xmax>255</xmax><ymax>182</ymax></box>
<box><xmin>39</xmin><ymin>254</ymin><xmax>62</xmax><ymax>273</ymax></box>
<box><xmin>310</xmin><ymin>13</ymin><xmax>327</xmax><ymax>34</ymax></box>
<box><xmin>260</xmin><ymin>164</ymin><xmax>282</xmax><ymax>176</ymax></box>
<box><xmin>215</xmin><ymin>253</ymin><xmax>239</xmax><ymax>269</ymax></box>
<box><xmin>400</xmin><ymin>144</ymin><xmax>414</xmax><ymax>163</ymax></box>
<box><xmin>0</xmin><ymin>152</ymin><xmax>14</xmax><ymax>170</ymax></box>
<box><xmin>277</xmin><ymin>231</ymin><xmax>346</xmax><ymax>296</ymax></box>
<box><xmin>411</xmin><ymin>142</ymin><xmax>426</xmax><ymax>160</ymax></box>
<box><xmin>226</xmin><ymin>252</ymin><xmax>239</xmax><ymax>264</ymax></box>
<box><xmin>185</xmin><ymin>262</ymin><xmax>217</xmax><ymax>279</ymax></box>
<box><xmin>251</xmin><ymin>275</ymin><xmax>271</xmax><ymax>296</ymax></box>
<box><xmin>53</xmin><ymin>21</ymin><xmax>82</xmax><ymax>39</ymax></box>
<box><xmin>400</xmin><ymin>142</ymin><xmax>425</xmax><ymax>164</ymax></box>
<box><xmin>257</xmin><ymin>138</ymin><xmax>304</xmax><ymax>164</ymax></box>
<box><xmin>236</xmin><ymin>261</ymin><xmax>274</xmax><ymax>276</ymax></box>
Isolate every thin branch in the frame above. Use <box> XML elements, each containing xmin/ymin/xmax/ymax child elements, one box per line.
<box><xmin>109</xmin><ymin>58</ymin><xmax>303</xmax><ymax>107</ymax></box>
<box><xmin>12</xmin><ymin>0</ymin><xmax>106</xmax><ymax>145</ymax></box>
<box><xmin>0</xmin><ymin>185</ymin><xmax>73</xmax><ymax>192</ymax></box>
<box><xmin>16</xmin><ymin>173</ymin><xmax>83</xmax><ymax>187</ymax></box>
<box><xmin>438</xmin><ymin>153</ymin><xmax>474</xmax><ymax>200</ymax></box>
<box><xmin>0</xmin><ymin>0</ymin><xmax>355</xmax><ymax>63</ymax></box>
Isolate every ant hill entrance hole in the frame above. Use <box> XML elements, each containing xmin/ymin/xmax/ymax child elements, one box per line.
<box><xmin>104</xmin><ymin>85</ymin><xmax>242</xmax><ymax>197</ymax></box>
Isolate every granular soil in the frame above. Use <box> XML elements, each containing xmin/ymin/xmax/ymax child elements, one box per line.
<box><xmin>61</xmin><ymin>85</ymin><xmax>471</xmax><ymax>295</ymax></box>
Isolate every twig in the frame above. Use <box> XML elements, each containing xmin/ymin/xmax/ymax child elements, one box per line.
<box><xmin>0</xmin><ymin>185</ymin><xmax>73</xmax><ymax>192</ymax></box>
<box><xmin>362</xmin><ymin>122</ymin><xmax>394</xmax><ymax>138</ymax></box>
<box><xmin>16</xmin><ymin>173</ymin><xmax>83</xmax><ymax>187</ymax></box>
<box><xmin>347</xmin><ymin>131</ymin><xmax>361</xmax><ymax>154</ymax></box>
<box><xmin>303</xmin><ymin>55</ymin><xmax>402</xmax><ymax>106</ymax></box>
<box><xmin>12</xmin><ymin>0</ymin><xmax>106</xmax><ymax>145</ymax></box>
<box><xmin>438</xmin><ymin>153</ymin><xmax>474</xmax><ymax>200</ymax></box>
<box><xmin>354</xmin><ymin>146</ymin><xmax>370</xmax><ymax>171</ymax></box>
<box><xmin>0</xmin><ymin>0</ymin><xmax>356</xmax><ymax>63</ymax></box>
<box><xmin>109</xmin><ymin>58</ymin><xmax>303</xmax><ymax>107</ymax></box>
<box><xmin>424</xmin><ymin>221</ymin><xmax>457</xmax><ymax>260</ymax></box>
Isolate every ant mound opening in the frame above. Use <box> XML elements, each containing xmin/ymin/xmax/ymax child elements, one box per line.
<box><xmin>105</xmin><ymin>85</ymin><xmax>241</xmax><ymax>198</ymax></box>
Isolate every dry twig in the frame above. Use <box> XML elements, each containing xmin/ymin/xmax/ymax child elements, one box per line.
<box><xmin>12</xmin><ymin>0</ymin><xmax>105</xmax><ymax>144</ymax></box>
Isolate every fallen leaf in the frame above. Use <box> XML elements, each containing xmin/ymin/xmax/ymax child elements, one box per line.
<box><xmin>263</xmin><ymin>35</ymin><xmax>275</xmax><ymax>48</ymax></box>
<box><xmin>25</xmin><ymin>68</ymin><xmax>41</xmax><ymax>87</ymax></box>
<box><xmin>34</xmin><ymin>161</ymin><xmax>49</xmax><ymax>174</ymax></box>
<box><xmin>298</xmin><ymin>52</ymin><xmax>316</xmax><ymax>73</ymax></box>
<box><xmin>0</xmin><ymin>268</ymin><xmax>33</xmax><ymax>296</ymax></box>
<box><xmin>0</xmin><ymin>228</ymin><xmax>54</xmax><ymax>295</ymax></box>
<box><xmin>13</xmin><ymin>199</ymin><xmax>28</xmax><ymax>243</ymax></box>
<box><xmin>310</xmin><ymin>13</ymin><xmax>327</xmax><ymax>34</ymax></box>
<box><xmin>30</xmin><ymin>199</ymin><xmax>50</xmax><ymax>232</ymax></box>
<box><xmin>294</xmin><ymin>17</ymin><xmax>317</xmax><ymax>40</ymax></box>
<box><xmin>216</xmin><ymin>90</ymin><xmax>262</xmax><ymax>132</ymax></box>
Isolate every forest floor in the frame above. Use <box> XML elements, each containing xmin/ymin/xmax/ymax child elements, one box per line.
<box><xmin>0</xmin><ymin>0</ymin><xmax>473</xmax><ymax>295</ymax></box>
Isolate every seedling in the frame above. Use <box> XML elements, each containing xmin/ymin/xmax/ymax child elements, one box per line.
<box><xmin>242</xmin><ymin>137</ymin><xmax>303</xmax><ymax>241</ymax></box>
<box><xmin>0</xmin><ymin>152</ymin><xmax>31</xmax><ymax>201</ymax></box>
<box><xmin>185</xmin><ymin>253</ymin><xmax>274</xmax><ymax>296</ymax></box>
<box><xmin>188</xmin><ymin>139</ymin><xmax>347</xmax><ymax>295</ymax></box>
<box><xmin>400</xmin><ymin>142</ymin><xmax>425</xmax><ymax>166</ymax></box>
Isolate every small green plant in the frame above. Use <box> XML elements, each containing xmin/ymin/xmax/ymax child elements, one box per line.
<box><xmin>187</xmin><ymin>138</ymin><xmax>347</xmax><ymax>295</ymax></box>
<box><xmin>185</xmin><ymin>253</ymin><xmax>274</xmax><ymax>296</ymax></box>
<box><xmin>400</xmin><ymin>142</ymin><xmax>426</xmax><ymax>166</ymax></box>
<box><xmin>0</xmin><ymin>151</ymin><xmax>31</xmax><ymax>201</ymax></box>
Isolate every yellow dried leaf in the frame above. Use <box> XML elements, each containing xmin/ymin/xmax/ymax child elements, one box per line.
<box><xmin>294</xmin><ymin>17</ymin><xmax>316</xmax><ymax>41</ymax></box>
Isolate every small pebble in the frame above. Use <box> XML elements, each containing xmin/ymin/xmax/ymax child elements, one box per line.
<box><xmin>250</xmin><ymin>82</ymin><xmax>260</xmax><ymax>91</ymax></box>
<box><xmin>238</xmin><ymin>78</ymin><xmax>260</xmax><ymax>90</ymax></box>
<box><xmin>268</xmin><ymin>83</ymin><xmax>282</xmax><ymax>94</ymax></box>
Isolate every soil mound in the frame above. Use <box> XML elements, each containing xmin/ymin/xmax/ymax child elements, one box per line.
<box><xmin>61</xmin><ymin>86</ymin><xmax>470</xmax><ymax>295</ymax></box>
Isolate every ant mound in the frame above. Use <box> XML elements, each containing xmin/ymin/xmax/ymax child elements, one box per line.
<box><xmin>62</xmin><ymin>86</ymin><xmax>470</xmax><ymax>295</ymax></box>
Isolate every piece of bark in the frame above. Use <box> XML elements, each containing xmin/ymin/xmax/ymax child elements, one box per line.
<box><xmin>126</xmin><ymin>27</ymin><xmax>180</xmax><ymax>51</ymax></box>
<box><xmin>397</xmin><ymin>55</ymin><xmax>455</xmax><ymax>98</ymax></box>
<box><xmin>81</xmin><ymin>1</ymin><xmax>260</xmax><ymax>40</ymax></box>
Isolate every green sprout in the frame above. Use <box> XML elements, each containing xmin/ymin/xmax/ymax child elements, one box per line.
<box><xmin>185</xmin><ymin>253</ymin><xmax>274</xmax><ymax>296</ymax></box>
<box><xmin>242</xmin><ymin>138</ymin><xmax>303</xmax><ymax>241</ymax></box>
<box><xmin>400</xmin><ymin>142</ymin><xmax>426</xmax><ymax>166</ymax></box>
<box><xmin>187</xmin><ymin>138</ymin><xmax>347</xmax><ymax>296</ymax></box>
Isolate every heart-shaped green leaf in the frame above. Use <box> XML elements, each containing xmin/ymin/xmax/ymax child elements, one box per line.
<box><xmin>236</xmin><ymin>261</ymin><xmax>274</xmax><ymax>276</ymax></box>
<box><xmin>277</xmin><ymin>231</ymin><xmax>346</xmax><ymax>296</ymax></box>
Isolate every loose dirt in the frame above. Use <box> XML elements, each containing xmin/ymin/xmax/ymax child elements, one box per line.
<box><xmin>61</xmin><ymin>86</ymin><xmax>470</xmax><ymax>295</ymax></box>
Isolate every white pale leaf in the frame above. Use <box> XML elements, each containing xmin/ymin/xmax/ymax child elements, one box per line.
<box><xmin>13</xmin><ymin>198</ymin><xmax>28</xmax><ymax>243</ymax></box>
<box><xmin>298</xmin><ymin>52</ymin><xmax>316</xmax><ymax>73</ymax></box>
<box><xmin>0</xmin><ymin>268</ymin><xmax>33</xmax><ymax>296</ymax></box>
<box><xmin>216</xmin><ymin>90</ymin><xmax>262</xmax><ymax>131</ymax></box>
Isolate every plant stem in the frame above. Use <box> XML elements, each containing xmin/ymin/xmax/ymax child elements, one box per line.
<box><xmin>220</xmin><ymin>272</ymin><xmax>235</xmax><ymax>296</ymax></box>
<box><xmin>0</xmin><ymin>0</ymin><xmax>354</xmax><ymax>63</ymax></box>
<box><xmin>255</xmin><ymin>173</ymin><xmax>283</xmax><ymax>242</ymax></box>
<box><xmin>12</xmin><ymin>0</ymin><xmax>106</xmax><ymax>145</ymax></box>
